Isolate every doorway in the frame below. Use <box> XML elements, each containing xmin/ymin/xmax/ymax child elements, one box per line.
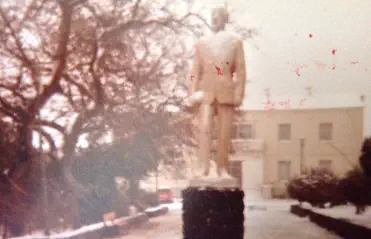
<box><xmin>242</xmin><ymin>158</ymin><xmax>264</xmax><ymax>199</ymax></box>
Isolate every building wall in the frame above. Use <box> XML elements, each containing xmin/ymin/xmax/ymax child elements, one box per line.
<box><xmin>235</xmin><ymin>107</ymin><xmax>364</xmax><ymax>185</ymax></box>
<box><xmin>154</xmin><ymin>106</ymin><xmax>364</xmax><ymax>197</ymax></box>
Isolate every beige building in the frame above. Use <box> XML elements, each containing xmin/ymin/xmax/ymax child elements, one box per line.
<box><xmin>140</xmin><ymin>94</ymin><xmax>367</xmax><ymax>199</ymax></box>
<box><xmin>227</xmin><ymin>94</ymin><xmax>366</xmax><ymax>198</ymax></box>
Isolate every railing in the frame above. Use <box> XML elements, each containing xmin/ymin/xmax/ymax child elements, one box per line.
<box><xmin>211</xmin><ymin>138</ymin><xmax>265</xmax><ymax>154</ymax></box>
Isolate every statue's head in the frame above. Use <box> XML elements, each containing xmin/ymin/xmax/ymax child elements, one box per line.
<box><xmin>211</xmin><ymin>7</ymin><xmax>229</xmax><ymax>32</ymax></box>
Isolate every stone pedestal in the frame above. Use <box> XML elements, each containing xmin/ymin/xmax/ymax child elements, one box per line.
<box><xmin>182</xmin><ymin>187</ymin><xmax>245</xmax><ymax>239</ymax></box>
<box><xmin>188</xmin><ymin>174</ymin><xmax>238</xmax><ymax>189</ymax></box>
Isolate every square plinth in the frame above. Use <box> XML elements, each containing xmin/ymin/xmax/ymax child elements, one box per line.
<box><xmin>182</xmin><ymin>187</ymin><xmax>245</xmax><ymax>239</ymax></box>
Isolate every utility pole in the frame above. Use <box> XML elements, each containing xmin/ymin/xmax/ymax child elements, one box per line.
<box><xmin>155</xmin><ymin>165</ymin><xmax>159</xmax><ymax>205</ymax></box>
<box><xmin>38</xmin><ymin>84</ymin><xmax>50</xmax><ymax>236</ymax></box>
<box><xmin>300</xmin><ymin>138</ymin><xmax>305</xmax><ymax>174</ymax></box>
<box><xmin>263</xmin><ymin>88</ymin><xmax>270</xmax><ymax>100</ymax></box>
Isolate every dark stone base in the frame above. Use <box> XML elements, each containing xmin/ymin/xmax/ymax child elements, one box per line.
<box><xmin>290</xmin><ymin>204</ymin><xmax>310</xmax><ymax>217</ymax></box>
<box><xmin>309</xmin><ymin>210</ymin><xmax>371</xmax><ymax>239</ymax></box>
<box><xmin>182</xmin><ymin>187</ymin><xmax>245</xmax><ymax>239</ymax></box>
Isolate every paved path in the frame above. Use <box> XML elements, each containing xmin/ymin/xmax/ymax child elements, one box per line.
<box><xmin>116</xmin><ymin>202</ymin><xmax>341</xmax><ymax>239</ymax></box>
<box><xmin>246</xmin><ymin>210</ymin><xmax>340</xmax><ymax>239</ymax></box>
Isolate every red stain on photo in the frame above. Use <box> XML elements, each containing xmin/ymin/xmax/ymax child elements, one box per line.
<box><xmin>309</xmin><ymin>34</ymin><xmax>313</xmax><ymax>38</ymax></box>
<box><xmin>293</xmin><ymin>64</ymin><xmax>307</xmax><ymax>76</ymax></box>
<box><xmin>295</xmin><ymin>68</ymin><xmax>301</xmax><ymax>76</ymax></box>
<box><xmin>279</xmin><ymin>99</ymin><xmax>291</xmax><ymax>109</ymax></box>
<box><xmin>263</xmin><ymin>100</ymin><xmax>276</xmax><ymax>110</ymax></box>
<box><xmin>312</xmin><ymin>60</ymin><xmax>327</xmax><ymax>70</ymax></box>
<box><xmin>190</xmin><ymin>75</ymin><xmax>195</xmax><ymax>81</ymax></box>
<box><xmin>332</xmin><ymin>49</ymin><xmax>337</xmax><ymax>55</ymax></box>
<box><xmin>332</xmin><ymin>65</ymin><xmax>336</xmax><ymax>70</ymax></box>
<box><xmin>215</xmin><ymin>65</ymin><xmax>223</xmax><ymax>76</ymax></box>
<box><xmin>299</xmin><ymin>98</ymin><xmax>306</xmax><ymax>106</ymax></box>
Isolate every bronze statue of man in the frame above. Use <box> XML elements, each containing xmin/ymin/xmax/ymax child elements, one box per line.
<box><xmin>187</xmin><ymin>7</ymin><xmax>246</xmax><ymax>181</ymax></box>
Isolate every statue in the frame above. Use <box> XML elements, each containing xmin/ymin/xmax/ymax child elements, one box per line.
<box><xmin>186</xmin><ymin>6</ymin><xmax>246</xmax><ymax>186</ymax></box>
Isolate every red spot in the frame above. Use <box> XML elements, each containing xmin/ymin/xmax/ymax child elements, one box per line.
<box><xmin>332</xmin><ymin>49</ymin><xmax>337</xmax><ymax>55</ymax></box>
<box><xmin>215</xmin><ymin>65</ymin><xmax>223</xmax><ymax>76</ymax></box>
<box><xmin>309</xmin><ymin>34</ymin><xmax>313</xmax><ymax>38</ymax></box>
<box><xmin>226</xmin><ymin>62</ymin><xmax>229</xmax><ymax>65</ymax></box>
<box><xmin>292</xmin><ymin>64</ymin><xmax>307</xmax><ymax>76</ymax></box>
<box><xmin>279</xmin><ymin>99</ymin><xmax>291</xmax><ymax>109</ymax></box>
<box><xmin>190</xmin><ymin>75</ymin><xmax>195</xmax><ymax>81</ymax></box>
<box><xmin>313</xmin><ymin>60</ymin><xmax>327</xmax><ymax>70</ymax></box>
<box><xmin>332</xmin><ymin>65</ymin><xmax>336</xmax><ymax>70</ymax></box>
<box><xmin>295</xmin><ymin>68</ymin><xmax>301</xmax><ymax>76</ymax></box>
<box><xmin>299</xmin><ymin>98</ymin><xmax>306</xmax><ymax>106</ymax></box>
<box><xmin>263</xmin><ymin>100</ymin><xmax>276</xmax><ymax>110</ymax></box>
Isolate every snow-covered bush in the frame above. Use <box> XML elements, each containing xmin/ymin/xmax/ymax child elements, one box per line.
<box><xmin>287</xmin><ymin>167</ymin><xmax>342</xmax><ymax>208</ymax></box>
<box><xmin>337</xmin><ymin>167</ymin><xmax>371</xmax><ymax>214</ymax></box>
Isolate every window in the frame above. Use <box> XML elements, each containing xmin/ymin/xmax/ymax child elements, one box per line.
<box><xmin>319</xmin><ymin>160</ymin><xmax>332</xmax><ymax>170</ymax></box>
<box><xmin>231</xmin><ymin>124</ymin><xmax>237</xmax><ymax>139</ymax></box>
<box><xmin>278</xmin><ymin>161</ymin><xmax>291</xmax><ymax>181</ymax></box>
<box><xmin>231</xmin><ymin>124</ymin><xmax>255</xmax><ymax>139</ymax></box>
<box><xmin>319</xmin><ymin>123</ymin><xmax>333</xmax><ymax>141</ymax></box>
<box><xmin>238</xmin><ymin>124</ymin><xmax>254</xmax><ymax>139</ymax></box>
<box><xmin>278</xmin><ymin>124</ymin><xmax>291</xmax><ymax>141</ymax></box>
<box><xmin>212</xmin><ymin>126</ymin><xmax>218</xmax><ymax>140</ymax></box>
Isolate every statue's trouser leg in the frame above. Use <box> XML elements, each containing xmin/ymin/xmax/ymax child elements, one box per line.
<box><xmin>198</xmin><ymin>103</ymin><xmax>214</xmax><ymax>176</ymax></box>
<box><xmin>216</xmin><ymin>103</ymin><xmax>234</xmax><ymax>174</ymax></box>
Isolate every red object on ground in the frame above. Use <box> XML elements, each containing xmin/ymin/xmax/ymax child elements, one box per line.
<box><xmin>158</xmin><ymin>189</ymin><xmax>174</xmax><ymax>203</ymax></box>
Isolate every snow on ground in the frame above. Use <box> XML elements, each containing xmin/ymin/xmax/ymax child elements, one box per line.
<box><xmin>113</xmin><ymin>200</ymin><xmax>341</xmax><ymax>239</ymax></box>
<box><xmin>160</xmin><ymin>198</ymin><xmax>183</xmax><ymax>211</ymax></box>
<box><xmin>11</xmin><ymin>221</ymin><xmax>106</xmax><ymax>239</ymax></box>
<box><xmin>11</xmin><ymin>201</ymin><xmax>181</xmax><ymax>239</ymax></box>
<box><xmin>311</xmin><ymin>205</ymin><xmax>371</xmax><ymax>229</ymax></box>
<box><xmin>12</xmin><ymin>200</ymin><xmax>351</xmax><ymax>239</ymax></box>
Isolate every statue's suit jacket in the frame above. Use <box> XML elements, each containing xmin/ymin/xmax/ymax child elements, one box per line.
<box><xmin>190</xmin><ymin>31</ymin><xmax>246</xmax><ymax>106</ymax></box>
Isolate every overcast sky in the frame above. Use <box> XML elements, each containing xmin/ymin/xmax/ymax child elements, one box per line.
<box><xmin>196</xmin><ymin>0</ymin><xmax>371</xmax><ymax>135</ymax></box>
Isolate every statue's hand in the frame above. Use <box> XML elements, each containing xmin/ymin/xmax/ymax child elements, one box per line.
<box><xmin>187</xmin><ymin>91</ymin><xmax>204</xmax><ymax>106</ymax></box>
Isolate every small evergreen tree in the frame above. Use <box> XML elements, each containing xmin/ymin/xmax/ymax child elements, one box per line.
<box><xmin>359</xmin><ymin>137</ymin><xmax>371</xmax><ymax>180</ymax></box>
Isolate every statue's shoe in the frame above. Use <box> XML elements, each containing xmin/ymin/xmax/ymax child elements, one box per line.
<box><xmin>189</xmin><ymin>172</ymin><xmax>238</xmax><ymax>189</ymax></box>
<box><xmin>218</xmin><ymin>168</ymin><xmax>235</xmax><ymax>180</ymax></box>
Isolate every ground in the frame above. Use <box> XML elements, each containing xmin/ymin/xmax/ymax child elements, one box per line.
<box><xmin>114</xmin><ymin>200</ymin><xmax>341</xmax><ymax>239</ymax></box>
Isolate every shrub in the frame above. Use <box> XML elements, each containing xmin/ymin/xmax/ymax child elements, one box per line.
<box><xmin>287</xmin><ymin>167</ymin><xmax>341</xmax><ymax>208</ymax></box>
<box><xmin>359</xmin><ymin>137</ymin><xmax>371</xmax><ymax>180</ymax></box>
<box><xmin>337</xmin><ymin>167</ymin><xmax>371</xmax><ymax>214</ymax></box>
<box><xmin>139</xmin><ymin>189</ymin><xmax>159</xmax><ymax>207</ymax></box>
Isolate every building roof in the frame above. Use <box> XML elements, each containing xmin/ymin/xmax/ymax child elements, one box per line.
<box><xmin>241</xmin><ymin>93</ymin><xmax>365</xmax><ymax>111</ymax></box>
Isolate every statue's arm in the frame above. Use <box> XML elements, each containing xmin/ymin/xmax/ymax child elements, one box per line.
<box><xmin>234</xmin><ymin>38</ymin><xmax>246</xmax><ymax>106</ymax></box>
<box><xmin>189</xmin><ymin>42</ymin><xmax>201</xmax><ymax>96</ymax></box>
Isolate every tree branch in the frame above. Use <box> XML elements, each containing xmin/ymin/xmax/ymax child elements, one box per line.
<box><xmin>32</xmin><ymin>119</ymin><xmax>65</xmax><ymax>134</ymax></box>
<box><xmin>28</xmin><ymin>1</ymin><xmax>73</xmax><ymax>117</ymax></box>
<box><xmin>0</xmin><ymin>7</ymin><xmax>33</xmax><ymax>67</ymax></box>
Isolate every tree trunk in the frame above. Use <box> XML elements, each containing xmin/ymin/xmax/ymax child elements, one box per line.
<box><xmin>8</xmin><ymin>219</ymin><xmax>26</xmax><ymax>237</ymax></box>
<box><xmin>2</xmin><ymin>219</ymin><xmax>8</xmax><ymax>239</ymax></box>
